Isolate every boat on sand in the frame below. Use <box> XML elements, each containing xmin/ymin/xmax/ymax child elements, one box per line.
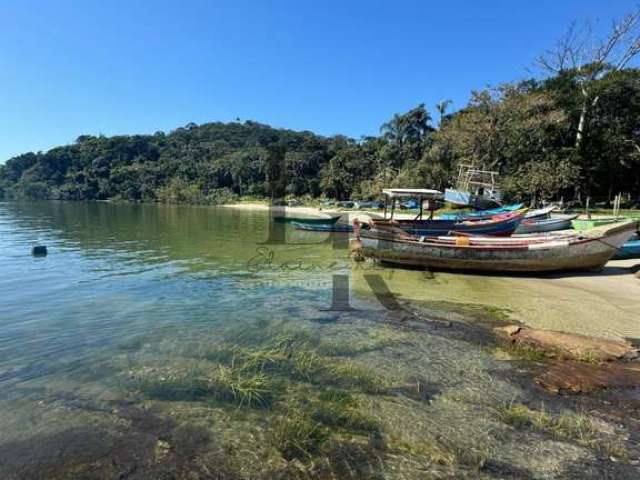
<box><xmin>515</xmin><ymin>213</ymin><xmax>579</xmax><ymax>234</ymax></box>
<box><xmin>438</xmin><ymin>203</ymin><xmax>523</xmax><ymax>220</ymax></box>
<box><xmin>373</xmin><ymin>209</ymin><xmax>527</xmax><ymax>237</ymax></box>
<box><xmin>613</xmin><ymin>239</ymin><xmax>640</xmax><ymax>260</ymax></box>
<box><xmin>353</xmin><ymin>219</ymin><xmax>638</xmax><ymax>273</ymax></box>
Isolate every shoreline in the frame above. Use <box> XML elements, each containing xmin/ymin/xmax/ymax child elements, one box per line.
<box><xmin>219</xmin><ymin>202</ymin><xmax>640</xmax><ymax>340</ymax></box>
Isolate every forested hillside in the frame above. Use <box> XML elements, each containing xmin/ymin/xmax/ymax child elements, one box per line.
<box><xmin>2</xmin><ymin>68</ymin><xmax>640</xmax><ymax>205</ymax></box>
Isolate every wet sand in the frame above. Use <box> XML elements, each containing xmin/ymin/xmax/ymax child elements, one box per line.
<box><xmin>224</xmin><ymin>203</ymin><xmax>640</xmax><ymax>340</ymax></box>
<box><xmin>352</xmin><ymin>259</ymin><xmax>640</xmax><ymax>341</ymax></box>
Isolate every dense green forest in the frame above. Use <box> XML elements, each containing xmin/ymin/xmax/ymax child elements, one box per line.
<box><xmin>2</xmin><ymin>67</ymin><xmax>640</xmax><ymax>206</ymax></box>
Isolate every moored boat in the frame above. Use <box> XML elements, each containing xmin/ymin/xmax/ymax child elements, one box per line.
<box><xmin>353</xmin><ymin>219</ymin><xmax>638</xmax><ymax>273</ymax></box>
<box><xmin>515</xmin><ymin>213</ymin><xmax>578</xmax><ymax>234</ymax></box>
<box><xmin>373</xmin><ymin>209</ymin><xmax>527</xmax><ymax>237</ymax></box>
<box><xmin>292</xmin><ymin>222</ymin><xmax>353</xmax><ymax>232</ymax></box>
<box><xmin>444</xmin><ymin>165</ymin><xmax>502</xmax><ymax>209</ymax></box>
<box><xmin>612</xmin><ymin>239</ymin><xmax>640</xmax><ymax>260</ymax></box>
<box><xmin>273</xmin><ymin>212</ymin><xmax>343</xmax><ymax>225</ymax></box>
<box><xmin>524</xmin><ymin>205</ymin><xmax>558</xmax><ymax>219</ymax></box>
<box><xmin>571</xmin><ymin>217</ymin><xmax>621</xmax><ymax>230</ymax></box>
<box><xmin>439</xmin><ymin>203</ymin><xmax>523</xmax><ymax>220</ymax></box>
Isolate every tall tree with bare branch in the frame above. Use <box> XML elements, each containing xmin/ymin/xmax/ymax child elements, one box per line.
<box><xmin>537</xmin><ymin>7</ymin><xmax>640</xmax><ymax>149</ymax></box>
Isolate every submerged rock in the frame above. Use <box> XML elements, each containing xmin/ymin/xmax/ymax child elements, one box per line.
<box><xmin>495</xmin><ymin>325</ymin><xmax>638</xmax><ymax>362</ymax></box>
<box><xmin>537</xmin><ymin>360</ymin><xmax>640</xmax><ymax>394</ymax></box>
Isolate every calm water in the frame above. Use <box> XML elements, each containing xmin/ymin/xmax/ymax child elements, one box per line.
<box><xmin>1</xmin><ymin>202</ymin><xmax>636</xmax><ymax>479</ymax></box>
<box><xmin>0</xmin><ymin>202</ymin><xmax>353</xmax><ymax>383</ymax></box>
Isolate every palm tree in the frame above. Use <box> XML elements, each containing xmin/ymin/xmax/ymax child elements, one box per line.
<box><xmin>379</xmin><ymin>114</ymin><xmax>407</xmax><ymax>144</ymax></box>
<box><xmin>436</xmin><ymin>100</ymin><xmax>453</xmax><ymax>127</ymax></box>
<box><xmin>403</xmin><ymin>104</ymin><xmax>431</xmax><ymax>141</ymax></box>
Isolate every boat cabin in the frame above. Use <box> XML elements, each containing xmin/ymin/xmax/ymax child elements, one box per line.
<box><xmin>445</xmin><ymin>164</ymin><xmax>502</xmax><ymax>209</ymax></box>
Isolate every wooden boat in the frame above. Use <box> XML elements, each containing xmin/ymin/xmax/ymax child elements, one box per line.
<box><xmin>439</xmin><ymin>203</ymin><xmax>523</xmax><ymax>220</ymax></box>
<box><xmin>373</xmin><ymin>209</ymin><xmax>527</xmax><ymax>237</ymax></box>
<box><xmin>273</xmin><ymin>212</ymin><xmax>343</xmax><ymax>225</ymax></box>
<box><xmin>613</xmin><ymin>240</ymin><xmax>640</xmax><ymax>260</ymax></box>
<box><xmin>292</xmin><ymin>222</ymin><xmax>353</xmax><ymax>232</ymax></box>
<box><xmin>353</xmin><ymin>219</ymin><xmax>638</xmax><ymax>273</ymax></box>
<box><xmin>444</xmin><ymin>165</ymin><xmax>502</xmax><ymax>209</ymax></box>
<box><xmin>515</xmin><ymin>214</ymin><xmax>578</xmax><ymax>234</ymax></box>
<box><xmin>525</xmin><ymin>205</ymin><xmax>557</xmax><ymax>219</ymax></box>
<box><xmin>571</xmin><ymin>217</ymin><xmax>621</xmax><ymax>230</ymax></box>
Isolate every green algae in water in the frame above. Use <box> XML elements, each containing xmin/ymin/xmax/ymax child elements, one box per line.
<box><xmin>3</xmin><ymin>203</ymin><xmax>638</xmax><ymax>479</ymax></box>
<box><xmin>270</xmin><ymin>407</ymin><xmax>330</xmax><ymax>461</ymax></box>
<box><xmin>132</xmin><ymin>363</ymin><xmax>276</xmax><ymax>408</ymax></box>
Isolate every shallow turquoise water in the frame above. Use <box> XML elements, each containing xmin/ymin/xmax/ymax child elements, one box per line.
<box><xmin>1</xmin><ymin>202</ymin><xmax>635</xmax><ymax>479</ymax></box>
<box><xmin>0</xmin><ymin>202</ymin><xmax>354</xmax><ymax>387</ymax></box>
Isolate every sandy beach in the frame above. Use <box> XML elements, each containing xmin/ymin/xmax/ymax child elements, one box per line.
<box><xmin>223</xmin><ymin>203</ymin><xmax>640</xmax><ymax>340</ymax></box>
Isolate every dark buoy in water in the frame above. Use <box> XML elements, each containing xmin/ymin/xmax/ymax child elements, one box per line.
<box><xmin>32</xmin><ymin>245</ymin><xmax>48</xmax><ymax>256</ymax></box>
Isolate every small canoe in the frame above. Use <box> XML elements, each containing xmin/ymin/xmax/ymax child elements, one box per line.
<box><xmin>292</xmin><ymin>222</ymin><xmax>353</xmax><ymax>232</ymax></box>
<box><xmin>354</xmin><ymin>219</ymin><xmax>638</xmax><ymax>273</ymax></box>
<box><xmin>439</xmin><ymin>203</ymin><xmax>523</xmax><ymax>220</ymax></box>
<box><xmin>525</xmin><ymin>205</ymin><xmax>557</xmax><ymax>219</ymax></box>
<box><xmin>373</xmin><ymin>209</ymin><xmax>527</xmax><ymax>237</ymax></box>
<box><xmin>515</xmin><ymin>214</ymin><xmax>578</xmax><ymax>234</ymax></box>
<box><xmin>612</xmin><ymin>240</ymin><xmax>640</xmax><ymax>260</ymax></box>
<box><xmin>273</xmin><ymin>214</ymin><xmax>343</xmax><ymax>225</ymax></box>
<box><xmin>571</xmin><ymin>217</ymin><xmax>621</xmax><ymax>230</ymax></box>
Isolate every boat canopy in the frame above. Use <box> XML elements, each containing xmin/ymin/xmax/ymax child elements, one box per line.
<box><xmin>381</xmin><ymin>189</ymin><xmax>444</xmax><ymax>220</ymax></box>
<box><xmin>382</xmin><ymin>188</ymin><xmax>443</xmax><ymax>200</ymax></box>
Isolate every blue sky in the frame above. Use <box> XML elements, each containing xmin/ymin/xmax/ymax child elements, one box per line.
<box><xmin>0</xmin><ymin>0</ymin><xmax>635</xmax><ymax>162</ymax></box>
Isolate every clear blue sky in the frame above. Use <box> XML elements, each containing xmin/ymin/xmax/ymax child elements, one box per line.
<box><xmin>0</xmin><ymin>0</ymin><xmax>635</xmax><ymax>162</ymax></box>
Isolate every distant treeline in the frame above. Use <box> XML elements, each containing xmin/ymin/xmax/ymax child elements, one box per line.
<box><xmin>2</xmin><ymin>67</ymin><xmax>640</xmax><ymax>206</ymax></box>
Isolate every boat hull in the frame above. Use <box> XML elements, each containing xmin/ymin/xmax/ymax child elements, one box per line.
<box><xmin>612</xmin><ymin>240</ymin><xmax>640</xmax><ymax>260</ymax></box>
<box><xmin>439</xmin><ymin>203</ymin><xmax>523</xmax><ymax>220</ymax></box>
<box><xmin>525</xmin><ymin>205</ymin><xmax>557</xmax><ymax>219</ymax></box>
<box><xmin>273</xmin><ymin>214</ymin><xmax>342</xmax><ymax>225</ymax></box>
<box><xmin>515</xmin><ymin>214</ymin><xmax>578</xmax><ymax>234</ymax></box>
<box><xmin>357</xmin><ymin>221</ymin><xmax>637</xmax><ymax>273</ymax></box>
<box><xmin>292</xmin><ymin>222</ymin><xmax>353</xmax><ymax>232</ymax></box>
<box><xmin>377</xmin><ymin>210</ymin><xmax>526</xmax><ymax>237</ymax></box>
<box><xmin>571</xmin><ymin>218</ymin><xmax>620</xmax><ymax>230</ymax></box>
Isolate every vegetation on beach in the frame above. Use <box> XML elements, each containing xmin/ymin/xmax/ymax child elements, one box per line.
<box><xmin>3</xmin><ymin>9</ymin><xmax>640</xmax><ymax>206</ymax></box>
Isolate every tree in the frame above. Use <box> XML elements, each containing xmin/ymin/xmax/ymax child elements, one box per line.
<box><xmin>435</xmin><ymin>99</ymin><xmax>453</xmax><ymax>126</ymax></box>
<box><xmin>379</xmin><ymin>104</ymin><xmax>432</xmax><ymax>145</ymax></box>
<box><xmin>537</xmin><ymin>8</ymin><xmax>640</xmax><ymax>149</ymax></box>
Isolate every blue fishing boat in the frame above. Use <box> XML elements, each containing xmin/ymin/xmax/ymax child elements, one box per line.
<box><xmin>612</xmin><ymin>240</ymin><xmax>640</xmax><ymax>259</ymax></box>
<box><xmin>373</xmin><ymin>209</ymin><xmax>527</xmax><ymax>237</ymax></box>
<box><xmin>439</xmin><ymin>203</ymin><xmax>523</xmax><ymax>220</ymax></box>
<box><xmin>444</xmin><ymin>165</ymin><xmax>502</xmax><ymax>209</ymax></box>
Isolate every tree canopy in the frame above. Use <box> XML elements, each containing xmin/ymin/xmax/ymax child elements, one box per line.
<box><xmin>2</xmin><ymin>68</ymin><xmax>640</xmax><ymax>206</ymax></box>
